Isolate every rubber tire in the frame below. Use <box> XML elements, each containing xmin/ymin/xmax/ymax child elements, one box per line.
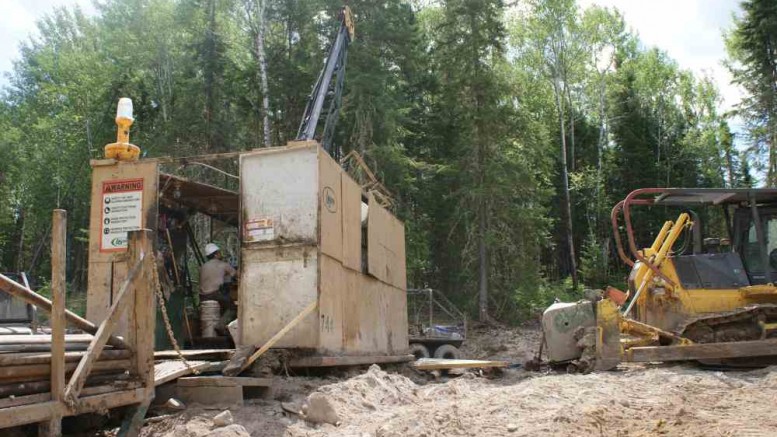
<box><xmin>409</xmin><ymin>343</ymin><xmax>431</xmax><ymax>359</ymax></box>
<box><xmin>433</xmin><ymin>344</ymin><xmax>461</xmax><ymax>360</ymax></box>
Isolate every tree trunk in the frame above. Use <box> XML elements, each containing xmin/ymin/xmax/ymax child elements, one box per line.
<box><xmin>256</xmin><ymin>0</ymin><xmax>271</xmax><ymax>147</ymax></box>
<box><xmin>725</xmin><ymin>146</ymin><xmax>735</xmax><ymax>187</ymax></box>
<box><xmin>553</xmin><ymin>79</ymin><xmax>578</xmax><ymax>289</ymax></box>
<box><xmin>478</xmin><ymin>187</ymin><xmax>488</xmax><ymax>322</ymax></box>
<box><xmin>204</xmin><ymin>0</ymin><xmax>217</xmax><ymax>152</ymax></box>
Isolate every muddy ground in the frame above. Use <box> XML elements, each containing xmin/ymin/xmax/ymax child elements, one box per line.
<box><xmin>140</xmin><ymin>324</ymin><xmax>777</xmax><ymax>437</ymax></box>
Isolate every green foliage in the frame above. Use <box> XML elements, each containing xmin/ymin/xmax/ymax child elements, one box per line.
<box><xmin>0</xmin><ymin>0</ymin><xmax>744</xmax><ymax>325</ymax></box>
<box><xmin>725</xmin><ymin>0</ymin><xmax>777</xmax><ymax>185</ymax></box>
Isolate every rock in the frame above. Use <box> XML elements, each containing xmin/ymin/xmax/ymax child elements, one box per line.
<box><xmin>507</xmin><ymin>423</ymin><xmax>518</xmax><ymax>432</ymax></box>
<box><xmin>163</xmin><ymin>418</ymin><xmax>213</xmax><ymax>437</ymax></box>
<box><xmin>206</xmin><ymin>424</ymin><xmax>250</xmax><ymax>437</ymax></box>
<box><xmin>165</xmin><ymin>398</ymin><xmax>186</xmax><ymax>410</ymax></box>
<box><xmin>303</xmin><ymin>392</ymin><xmax>341</xmax><ymax>426</ymax></box>
<box><xmin>213</xmin><ymin>410</ymin><xmax>234</xmax><ymax>427</ymax></box>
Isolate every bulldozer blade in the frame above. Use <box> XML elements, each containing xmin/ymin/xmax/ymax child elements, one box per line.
<box><xmin>594</xmin><ymin>299</ymin><xmax>622</xmax><ymax>371</ymax></box>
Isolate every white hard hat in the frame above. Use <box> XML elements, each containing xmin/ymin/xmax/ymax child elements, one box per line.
<box><xmin>204</xmin><ymin>243</ymin><xmax>220</xmax><ymax>257</ymax></box>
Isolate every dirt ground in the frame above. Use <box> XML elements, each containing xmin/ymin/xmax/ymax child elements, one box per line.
<box><xmin>141</xmin><ymin>325</ymin><xmax>777</xmax><ymax>437</ymax></box>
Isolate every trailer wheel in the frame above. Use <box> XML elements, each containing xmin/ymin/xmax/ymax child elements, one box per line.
<box><xmin>433</xmin><ymin>344</ymin><xmax>461</xmax><ymax>360</ymax></box>
<box><xmin>409</xmin><ymin>343</ymin><xmax>430</xmax><ymax>359</ymax></box>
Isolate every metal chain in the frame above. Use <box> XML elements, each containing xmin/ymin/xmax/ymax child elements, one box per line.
<box><xmin>150</xmin><ymin>253</ymin><xmax>200</xmax><ymax>375</ymax></box>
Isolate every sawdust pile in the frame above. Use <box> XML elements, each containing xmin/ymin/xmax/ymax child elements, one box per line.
<box><xmin>285</xmin><ymin>364</ymin><xmax>777</xmax><ymax>436</ymax></box>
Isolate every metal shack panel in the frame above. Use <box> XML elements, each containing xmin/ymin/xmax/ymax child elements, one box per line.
<box><xmin>238</xmin><ymin>245</ymin><xmax>319</xmax><ymax>348</ymax></box>
<box><xmin>240</xmin><ymin>146</ymin><xmax>319</xmax><ymax>244</ymax></box>
<box><xmin>239</xmin><ymin>146</ymin><xmax>320</xmax><ymax>348</ymax></box>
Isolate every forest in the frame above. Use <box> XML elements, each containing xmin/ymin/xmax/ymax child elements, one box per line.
<box><xmin>0</xmin><ymin>0</ymin><xmax>774</xmax><ymax>323</ymax></box>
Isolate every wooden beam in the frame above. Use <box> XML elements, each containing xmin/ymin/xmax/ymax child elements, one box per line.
<box><xmin>0</xmin><ymin>275</ymin><xmax>128</xmax><ymax>350</ymax></box>
<box><xmin>412</xmin><ymin>358</ymin><xmax>509</xmax><ymax>371</ymax></box>
<box><xmin>154</xmin><ymin>360</ymin><xmax>226</xmax><ymax>387</ymax></box>
<box><xmin>129</xmin><ymin>231</ymin><xmax>155</xmax><ymax>393</ymax></box>
<box><xmin>289</xmin><ymin>354</ymin><xmax>415</xmax><ymax>368</ymax></box>
<box><xmin>177</xmin><ymin>376</ymin><xmax>271</xmax><ymax>387</ymax></box>
<box><xmin>41</xmin><ymin>209</ymin><xmax>66</xmax><ymax>436</ymax></box>
<box><xmin>0</xmin><ymin>334</ymin><xmax>94</xmax><ymax>345</ymax></box>
<box><xmin>0</xmin><ymin>359</ymin><xmax>131</xmax><ymax>380</ymax></box>
<box><xmin>223</xmin><ymin>301</ymin><xmax>317</xmax><ymax>376</ymax></box>
<box><xmin>626</xmin><ymin>339</ymin><xmax>777</xmax><ymax>362</ymax></box>
<box><xmin>0</xmin><ymin>349</ymin><xmax>131</xmax><ymax>366</ymax></box>
<box><xmin>0</xmin><ymin>387</ymin><xmax>147</xmax><ymax>430</ymax></box>
<box><xmin>64</xmin><ymin>254</ymin><xmax>145</xmax><ymax>404</ymax></box>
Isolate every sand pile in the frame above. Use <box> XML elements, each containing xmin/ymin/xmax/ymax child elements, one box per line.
<box><xmin>286</xmin><ymin>364</ymin><xmax>777</xmax><ymax>436</ymax></box>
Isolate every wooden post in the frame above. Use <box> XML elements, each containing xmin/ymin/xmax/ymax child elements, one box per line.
<box><xmin>118</xmin><ymin>230</ymin><xmax>155</xmax><ymax>437</ymax></box>
<box><xmin>39</xmin><ymin>209</ymin><xmax>66</xmax><ymax>436</ymax></box>
<box><xmin>130</xmin><ymin>230</ymin><xmax>155</xmax><ymax>390</ymax></box>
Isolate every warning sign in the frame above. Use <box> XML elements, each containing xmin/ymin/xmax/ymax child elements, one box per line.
<box><xmin>245</xmin><ymin>217</ymin><xmax>275</xmax><ymax>242</ymax></box>
<box><xmin>100</xmin><ymin>178</ymin><xmax>144</xmax><ymax>252</ymax></box>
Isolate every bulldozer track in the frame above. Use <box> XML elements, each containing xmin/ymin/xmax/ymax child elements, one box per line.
<box><xmin>675</xmin><ymin>304</ymin><xmax>777</xmax><ymax>343</ymax></box>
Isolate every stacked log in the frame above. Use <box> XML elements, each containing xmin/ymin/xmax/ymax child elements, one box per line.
<box><xmin>0</xmin><ymin>335</ymin><xmax>131</xmax><ymax>399</ymax></box>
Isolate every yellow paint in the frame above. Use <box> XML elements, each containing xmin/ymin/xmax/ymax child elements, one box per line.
<box><xmin>627</xmin><ymin>212</ymin><xmax>777</xmax><ymax>334</ymax></box>
<box><xmin>104</xmin><ymin>99</ymin><xmax>140</xmax><ymax>161</ymax></box>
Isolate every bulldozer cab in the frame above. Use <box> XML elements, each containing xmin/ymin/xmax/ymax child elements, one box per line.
<box><xmin>615</xmin><ymin>188</ymin><xmax>777</xmax><ymax>290</ymax></box>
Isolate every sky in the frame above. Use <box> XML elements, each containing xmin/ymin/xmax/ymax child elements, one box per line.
<box><xmin>578</xmin><ymin>0</ymin><xmax>744</xmax><ymax>114</ymax></box>
<box><xmin>0</xmin><ymin>0</ymin><xmax>746</xmax><ymax>111</ymax></box>
<box><xmin>0</xmin><ymin>0</ymin><xmax>95</xmax><ymax>87</ymax></box>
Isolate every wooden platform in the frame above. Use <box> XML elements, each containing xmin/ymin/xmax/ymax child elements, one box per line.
<box><xmin>176</xmin><ymin>376</ymin><xmax>271</xmax><ymax>406</ymax></box>
<box><xmin>412</xmin><ymin>358</ymin><xmax>509</xmax><ymax>371</ymax></box>
<box><xmin>625</xmin><ymin>338</ymin><xmax>777</xmax><ymax>362</ymax></box>
<box><xmin>288</xmin><ymin>354</ymin><xmax>414</xmax><ymax>368</ymax></box>
<box><xmin>154</xmin><ymin>360</ymin><xmax>226</xmax><ymax>386</ymax></box>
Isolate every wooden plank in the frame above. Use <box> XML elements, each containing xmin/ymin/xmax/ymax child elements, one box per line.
<box><xmin>154</xmin><ymin>349</ymin><xmax>233</xmax><ymax>360</ymax></box>
<box><xmin>318</xmin><ymin>254</ymin><xmax>344</xmax><ymax>352</ymax></box>
<box><xmin>0</xmin><ymin>392</ymin><xmax>51</xmax><ymax>409</ymax></box>
<box><xmin>43</xmin><ymin>209</ymin><xmax>66</xmax><ymax>436</ymax></box>
<box><xmin>0</xmin><ymin>350</ymin><xmax>131</xmax><ymax>366</ymax></box>
<box><xmin>0</xmin><ymin>334</ymin><xmax>94</xmax><ymax>345</ymax></box>
<box><xmin>412</xmin><ymin>359</ymin><xmax>509</xmax><ymax>371</ymax></box>
<box><xmin>130</xmin><ymin>231</ymin><xmax>156</xmax><ymax>392</ymax></box>
<box><xmin>117</xmin><ymin>399</ymin><xmax>151</xmax><ymax>437</ymax></box>
<box><xmin>226</xmin><ymin>301</ymin><xmax>318</xmax><ymax>376</ymax></box>
<box><xmin>0</xmin><ymin>359</ymin><xmax>130</xmax><ymax>379</ymax></box>
<box><xmin>289</xmin><ymin>354</ymin><xmax>414</xmax><ymax>368</ymax></box>
<box><xmin>154</xmin><ymin>360</ymin><xmax>226</xmax><ymax>387</ymax></box>
<box><xmin>0</xmin><ymin>387</ymin><xmax>145</xmax><ymax>429</ymax></box>
<box><xmin>319</xmin><ymin>149</ymin><xmax>343</xmax><ymax>262</ymax></box>
<box><xmin>65</xmin><ymin>254</ymin><xmax>145</xmax><ymax>403</ymax></box>
<box><xmin>366</xmin><ymin>193</ymin><xmax>406</xmax><ymax>288</ymax></box>
<box><xmin>341</xmin><ymin>173</ymin><xmax>363</xmax><ymax>271</ymax></box>
<box><xmin>0</xmin><ymin>277</ymin><xmax>128</xmax><ymax>349</ymax></box>
<box><xmin>177</xmin><ymin>376</ymin><xmax>271</xmax><ymax>387</ymax></box>
<box><xmin>626</xmin><ymin>339</ymin><xmax>777</xmax><ymax>362</ymax></box>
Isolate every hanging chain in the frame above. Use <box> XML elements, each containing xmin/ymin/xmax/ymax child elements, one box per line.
<box><xmin>150</xmin><ymin>253</ymin><xmax>200</xmax><ymax>375</ymax></box>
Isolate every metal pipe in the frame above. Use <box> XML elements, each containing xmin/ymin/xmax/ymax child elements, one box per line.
<box><xmin>750</xmin><ymin>194</ymin><xmax>770</xmax><ymax>283</ymax></box>
<box><xmin>297</xmin><ymin>25</ymin><xmax>349</xmax><ymax>141</ymax></box>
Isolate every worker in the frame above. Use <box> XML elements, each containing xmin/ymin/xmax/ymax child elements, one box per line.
<box><xmin>199</xmin><ymin>243</ymin><xmax>237</xmax><ymax>311</ymax></box>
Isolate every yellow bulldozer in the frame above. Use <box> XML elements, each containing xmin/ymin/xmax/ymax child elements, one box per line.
<box><xmin>541</xmin><ymin>188</ymin><xmax>777</xmax><ymax>371</ymax></box>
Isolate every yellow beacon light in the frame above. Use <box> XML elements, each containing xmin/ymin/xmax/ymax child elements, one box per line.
<box><xmin>104</xmin><ymin>98</ymin><xmax>140</xmax><ymax>161</ymax></box>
